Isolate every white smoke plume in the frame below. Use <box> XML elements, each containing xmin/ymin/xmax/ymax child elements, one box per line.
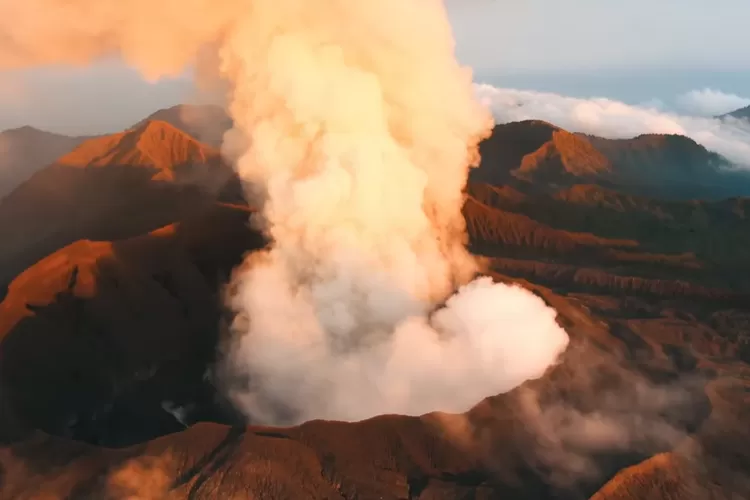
<box><xmin>1</xmin><ymin>0</ymin><xmax>570</xmax><ymax>425</ymax></box>
<box><xmin>676</xmin><ymin>88</ymin><xmax>750</xmax><ymax>117</ymax></box>
<box><xmin>475</xmin><ymin>85</ymin><xmax>750</xmax><ymax>167</ymax></box>
<box><xmin>226</xmin><ymin>274</ymin><xmax>568</xmax><ymax>423</ymax></box>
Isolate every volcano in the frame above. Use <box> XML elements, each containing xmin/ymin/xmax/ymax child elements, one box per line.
<box><xmin>0</xmin><ymin>114</ymin><xmax>748</xmax><ymax>499</ymax></box>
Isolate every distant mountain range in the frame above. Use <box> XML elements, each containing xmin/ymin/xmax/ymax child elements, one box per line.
<box><xmin>472</xmin><ymin>120</ymin><xmax>749</xmax><ymax>200</ymax></box>
<box><xmin>0</xmin><ymin>126</ymin><xmax>90</xmax><ymax>199</ymax></box>
<box><xmin>0</xmin><ymin>118</ymin><xmax>242</xmax><ymax>286</ymax></box>
<box><xmin>1</xmin><ymin>109</ymin><xmax>746</xmax><ymax>287</ymax></box>
<box><xmin>5</xmin><ymin>103</ymin><xmax>749</xmax><ymax>202</ymax></box>
<box><xmin>2</xmin><ymin>105</ymin><xmax>750</xmax><ymax>499</ymax></box>
<box><xmin>0</xmin><ymin>104</ymin><xmax>232</xmax><ymax>200</ymax></box>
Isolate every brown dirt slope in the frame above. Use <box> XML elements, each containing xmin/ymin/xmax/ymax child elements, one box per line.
<box><xmin>0</xmin><ymin>203</ymin><xmax>262</xmax><ymax>447</ymax></box>
<box><xmin>465</xmin><ymin>180</ymin><xmax>750</xmax><ymax>297</ymax></box>
<box><xmin>57</xmin><ymin>120</ymin><xmax>221</xmax><ymax>172</ymax></box>
<box><xmin>133</xmin><ymin>104</ymin><xmax>233</xmax><ymax>148</ymax></box>
<box><xmin>472</xmin><ymin>120</ymin><xmax>748</xmax><ymax>199</ymax></box>
<box><xmin>0</xmin><ymin>120</ymin><xmax>242</xmax><ymax>286</ymax></box>
<box><xmin>4</xmin><ymin>206</ymin><xmax>746</xmax><ymax>497</ymax></box>
<box><xmin>471</xmin><ymin>120</ymin><xmax>611</xmax><ymax>187</ymax></box>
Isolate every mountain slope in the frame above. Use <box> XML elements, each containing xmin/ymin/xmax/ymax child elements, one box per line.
<box><xmin>583</xmin><ymin>133</ymin><xmax>742</xmax><ymax>198</ymax></box>
<box><xmin>472</xmin><ymin>120</ymin><xmax>748</xmax><ymax>199</ymax></box>
<box><xmin>133</xmin><ymin>104</ymin><xmax>233</xmax><ymax>148</ymax></box>
<box><xmin>2</xmin><ymin>114</ymin><xmax>750</xmax><ymax>498</ymax></box>
<box><xmin>470</xmin><ymin>120</ymin><xmax>611</xmax><ymax>187</ymax></box>
<box><xmin>723</xmin><ymin>105</ymin><xmax>750</xmax><ymax>120</ymax></box>
<box><xmin>0</xmin><ymin>120</ymin><xmax>242</xmax><ymax>285</ymax></box>
<box><xmin>0</xmin><ymin>213</ymin><xmax>721</xmax><ymax>498</ymax></box>
<box><xmin>465</xmin><ymin>181</ymin><xmax>750</xmax><ymax>301</ymax></box>
<box><xmin>0</xmin><ymin>203</ymin><xmax>262</xmax><ymax>446</ymax></box>
<box><xmin>58</xmin><ymin>119</ymin><xmax>221</xmax><ymax>171</ymax></box>
<box><xmin>0</xmin><ymin>126</ymin><xmax>88</xmax><ymax>198</ymax></box>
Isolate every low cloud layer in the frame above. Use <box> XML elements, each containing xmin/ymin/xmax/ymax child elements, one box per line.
<box><xmin>676</xmin><ymin>88</ymin><xmax>750</xmax><ymax>117</ymax></box>
<box><xmin>475</xmin><ymin>84</ymin><xmax>750</xmax><ymax>167</ymax></box>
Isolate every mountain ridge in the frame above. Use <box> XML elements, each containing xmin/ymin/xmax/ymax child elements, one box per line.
<box><xmin>470</xmin><ymin>119</ymin><xmax>750</xmax><ymax>200</ymax></box>
<box><xmin>1</xmin><ymin>108</ymin><xmax>750</xmax><ymax>499</ymax></box>
<box><xmin>0</xmin><ymin>119</ymin><xmax>242</xmax><ymax>286</ymax></box>
<box><xmin>721</xmin><ymin>104</ymin><xmax>750</xmax><ymax>120</ymax></box>
<box><xmin>0</xmin><ymin>126</ymin><xmax>90</xmax><ymax>198</ymax></box>
<box><xmin>57</xmin><ymin>119</ymin><xmax>223</xmax><ymax>175</ymax></box>
<box><xmin>132</xmin><ymin>104</ymin><xmax>232</xmax><ymax>148</ymax></box>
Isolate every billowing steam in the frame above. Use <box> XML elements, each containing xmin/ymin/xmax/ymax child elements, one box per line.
<box><xmin>226</xmin><ymin>273</ymin><xmax>568</xmax><ymax>423</ymax></box>
<box><xmin>1</xmin><ymin>0</ymin><xmax>570</xmax><ymax>424</ymax></box>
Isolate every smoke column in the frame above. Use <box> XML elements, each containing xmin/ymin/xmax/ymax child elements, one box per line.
<box><xmin>1</xmin><ymin>0</ymin><xmax>570</xmax><ymax>424</ymax></box>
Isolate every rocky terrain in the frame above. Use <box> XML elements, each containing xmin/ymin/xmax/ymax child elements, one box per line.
<box><xmin>1</xmin><ymin>111</ymin><xmax>749</xmax><ymax>499</ymax></box>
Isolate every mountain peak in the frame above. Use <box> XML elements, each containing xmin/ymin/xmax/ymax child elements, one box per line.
<box><xmin>478</xmin><ymin>123</ymin><xmax>611</xmax><ymax>184</ymax></box>
<box><xmin>1</xmin><ymin>125</ymin><xmax>73</xmax><ymax>141</ymax></box>
<box><xmin>57</xmin><ymin>119</ymin><xmax>221</xmax><ymax>170</ymax></box>
<box><xmin>140</xmin><ymin>104</ymin><xmax>229</xmax><ymax>125</ymax></box>
<box><xmin>511</xmin><ymin>129</ymin><xmax>611</xmax><ymax>182</ymax></box>
<box><xmin>629</xmin><ymin>133</ymin><xmax>705</xmax><ymax>149</ymax></box>
<box><xmin>534</xmin><ymin>129</ymin><xmax>611</xmax><ymax>176</ymax></box>
<box><xmin>134</xmin><ymin>104</ymin><xmax>232</xmax><ymax>148</ymax></box>
<box><xmin>514</xmin><ymin>119</ymin><xmax>561</xmax><ymax>130</ymax></box>
<box><xmin>727</xmin><ymin>105</ymin><xmax>750</xmax><ymax>120</ymax></box>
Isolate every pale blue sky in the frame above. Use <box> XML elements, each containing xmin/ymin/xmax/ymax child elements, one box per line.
<box><xmin>2</xmin><ymin>0</ymin><xmax>750</xmax><ymax>134</ymax></box>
